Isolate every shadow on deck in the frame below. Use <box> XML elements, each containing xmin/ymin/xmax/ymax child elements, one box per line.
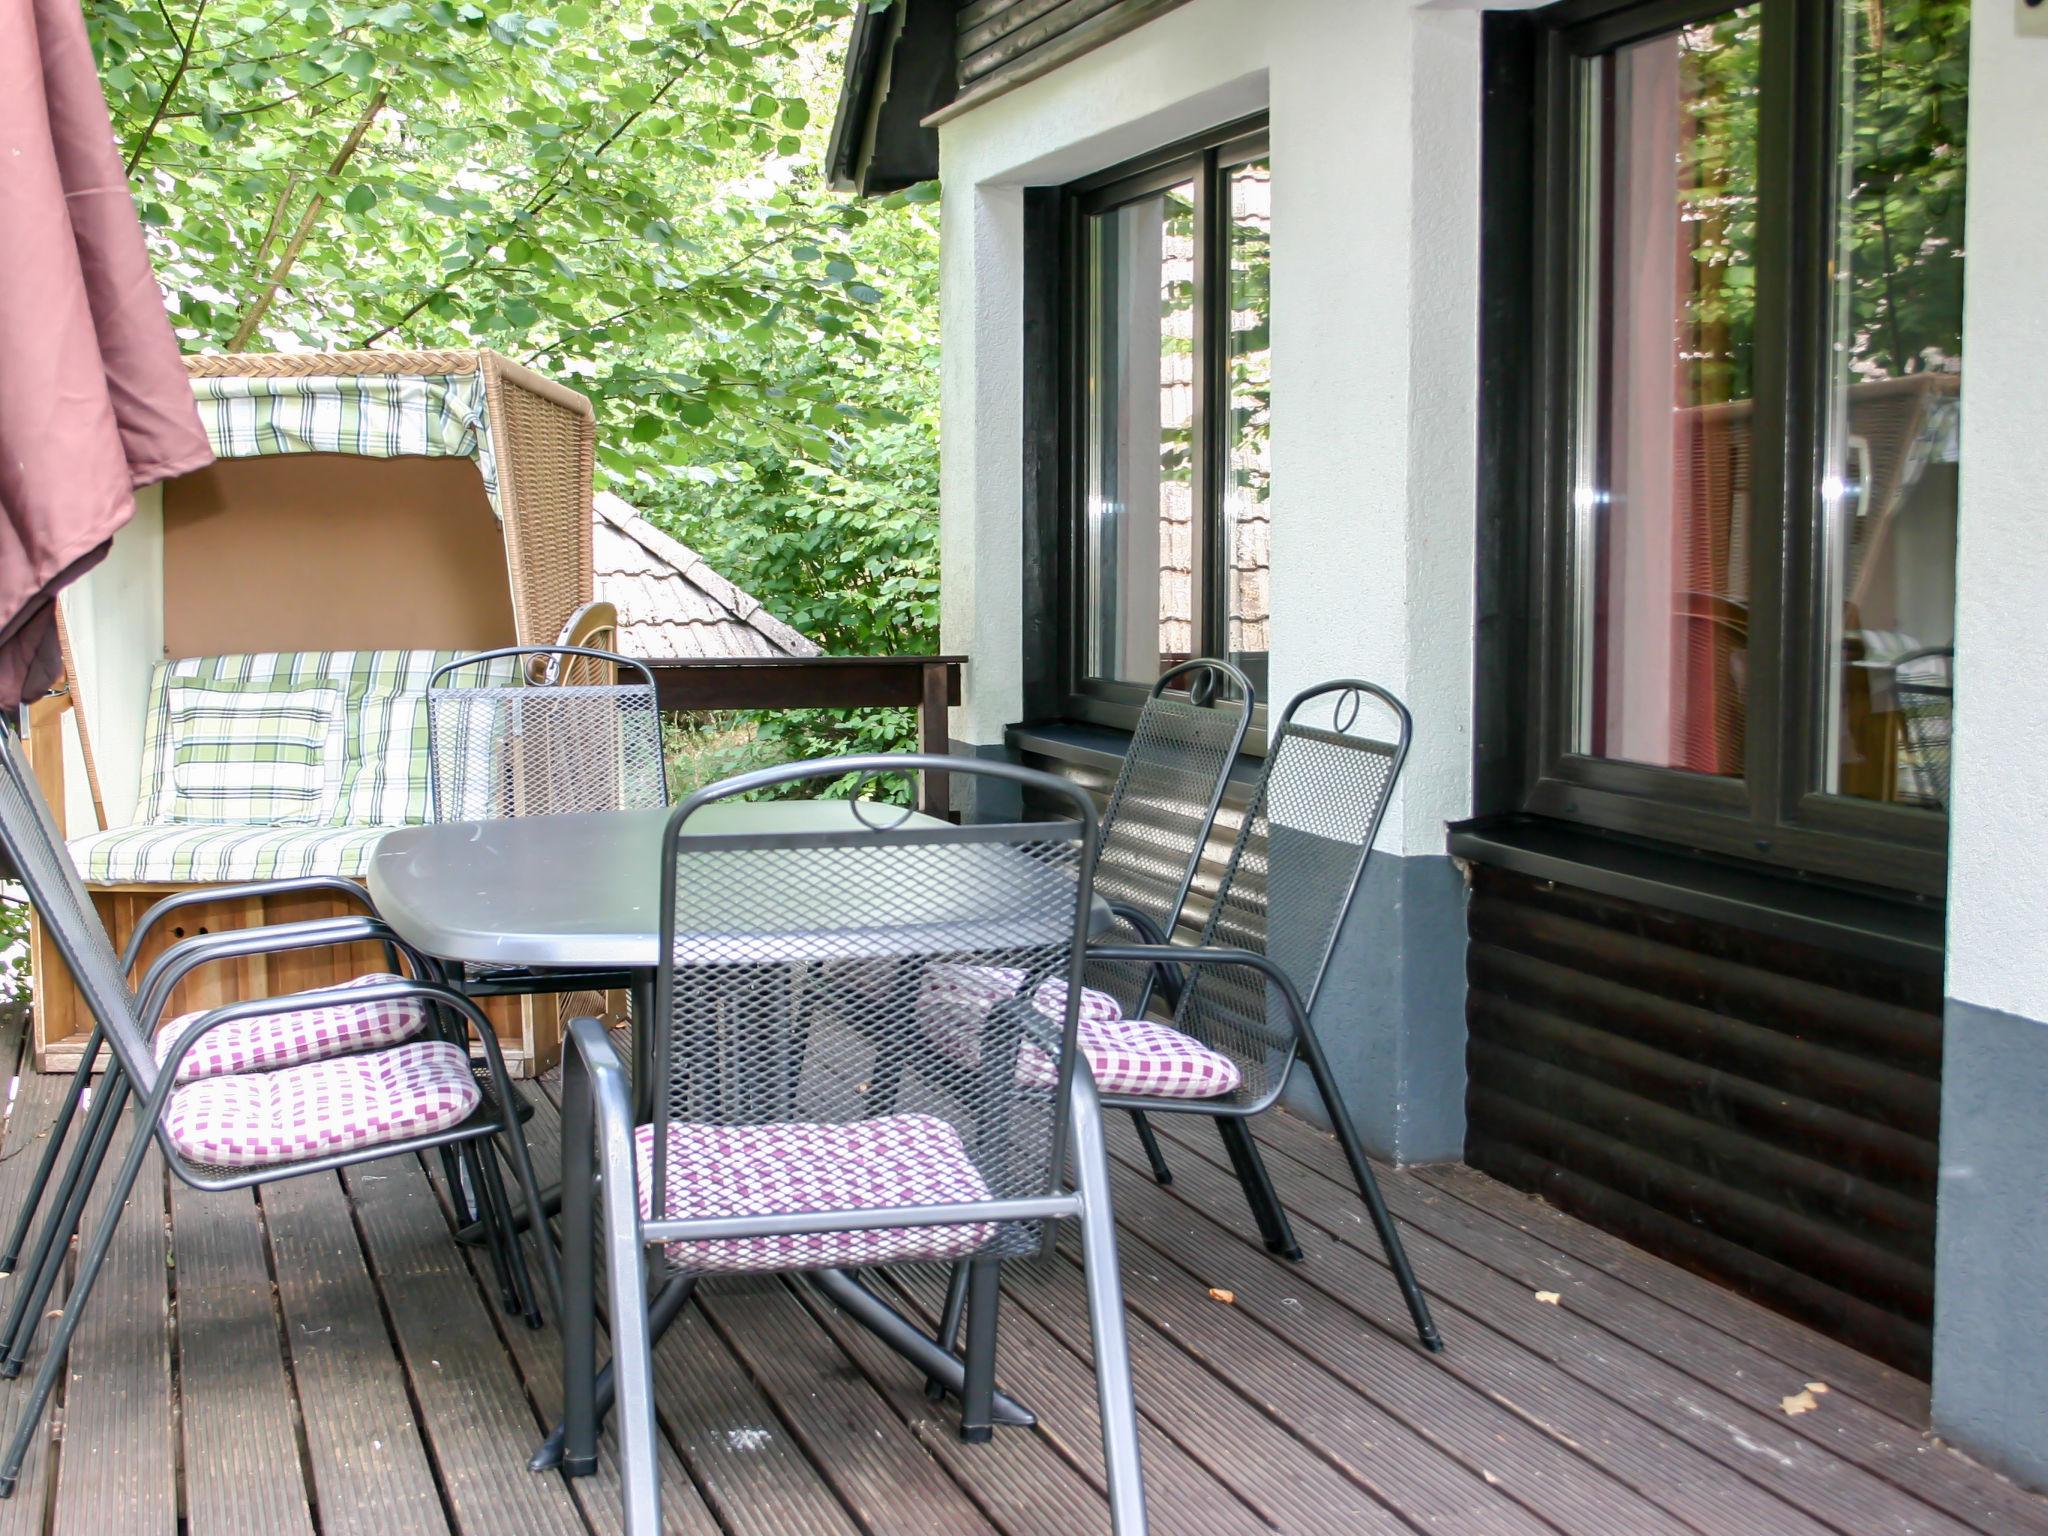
<box><xmin>0</xmin><ymin>1028</ymin><xmax>2040</xmax><ymax>1536</ymax></box>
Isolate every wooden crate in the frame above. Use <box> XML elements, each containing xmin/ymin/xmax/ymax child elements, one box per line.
<box><xmin>22</xmin><ymin>697</ymin><xmax>593</xmax><ymax>1079</ymax></box>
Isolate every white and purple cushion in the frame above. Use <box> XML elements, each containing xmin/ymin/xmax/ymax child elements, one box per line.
<box><xmin>155</xmin><ymin>972</ymin><xmax>432</xmax><ymax>1083</ymax></box>
<box><xmin>161</xmin><ymin>1040</ymin><xmax>480</xmax><ymax>1169</ymax></box>
<box><xmin>921</xmin><ymin>964</ymin><xmax>1243</xmax><ymax>1100</ymax></box>
<box><xmin>637</xmin><ymin>1114</ymin><xmax>994</xmax><ymax>1275</ymax></box>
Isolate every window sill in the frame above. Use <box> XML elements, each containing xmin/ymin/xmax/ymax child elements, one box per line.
<box><xmin>1447</xmin><ymin>814</ymin><xmax>1945</xmax><ymax>973</ymax></box>
<box><xmin>1006</xmin><ymin>721</ymin><xmax>1264</xmax><ymax>799</ymax></box>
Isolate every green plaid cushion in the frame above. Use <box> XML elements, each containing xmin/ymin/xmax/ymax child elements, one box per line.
<box><xmin>134</xmin><ymin>651</ymin><xmax>520</xmax><ymax>831</ymax></box>
<box><xmin>69</xmin><ymin>824</ymin><xmax>390</xmax><ymax>884</ymax></box>
<box><xmin>164</xmin><ymin>684</ymin><xmax>340</xmax><ymax>824</ymax></box>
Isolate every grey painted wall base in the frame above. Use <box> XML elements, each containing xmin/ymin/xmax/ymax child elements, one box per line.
<box><xmin>1278</xmin><ymin>849</ymin><xmax>1469</xmax><ymax>1166</ymax></box>
<box><xmin>948</xmin><ymin>738</ymin><xmax>1026</xmax><ymax>822</ymax></box>
<box><xmin>1934</xmin><ymin>997</ymin><xmax>2048</xmax><ymax>1492</ymax></box>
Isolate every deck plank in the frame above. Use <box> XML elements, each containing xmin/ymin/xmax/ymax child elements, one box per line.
<box><xmin>1147</xmin><ymin>1113</ymin><xmax>1987</xmax><ymax>1536</ymax></box>
<box><xmin>455</xmin><ymin>1098</ymin><xmax>725</xmax><ymax>1536</ymax></box>
<box><xmin>262</xmin><ymin>1170</ymin><xmax>453</xmax><ymax>1536</ymax></box>
<box><xmin>1081</xmin><ymin>1136</ymin><xmax>1684</xmax><ymax>1536</ymax></box>
<box><xmin>171</xmin><ymin>1181</ymin><xmax>317</xmax><ymax>1536</ymax></box>
<box><xmin>791</xmin><ymin>1270</ymin><xmax>1126</xmax><ymax>1536</ymax></box>
<box><xmin>523</xmin><ymin>1082</ymin><xmax>865</xmax><ymax>1536</ymax></box>
<box><xmin>695</xmin><ymin>1276</ymin><xmax>1002</xmax><ymax>1536</ymax></box>
<box><xmin>880</xmin><ymin>1264</ymin><xmax>1270</xmax><ymax>1536</ymax></box>
<box><xmin>1129</xmin><ymin>1115</ymin><xmax>1845</xmax><ymax>1536</ymax></box>
<box><xmin>49</xmin><ymin>1134</ymin><xmax>175</xmax><ymax>1536</ymax></box>
<box><xmin>0</xmin><ymin>1068</ymin><xmax>78</xmax><ymax>1536</ymax></box>
<box><xmin>1040</xmin><ymin>1216</ymin><xmax>1550</xmax><ymax>1536</ymax></box>
<box><xmin>342</xmin><ymin>1152</ymin><xmax>590</xmax><ymax>1536</ymax></box>
<box><xmin>1232</xmin><ymin>1114</ymin><xmax>2044</xmax><ymax>1535</ymax></box>
<box><xmin>6</xmin><ymin>1047</ymin><xmax>2042</xmax><ymax>1536</ymax></box>
<box><xmin>989</xmin><ymin>1248</ymin><xmax>1418</xmax><ymax>1534</ymax></box>
<box><xmin>1389</xmin><ymin>1163</ymin><xmax>2047</xmax><ymax>1536</ymax></box>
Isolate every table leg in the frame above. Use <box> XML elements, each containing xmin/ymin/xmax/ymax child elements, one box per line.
<box><xmin>808</xmin><ymin>1268</ymin><xmax>1035</xmax><ymax>1427</ymax></box>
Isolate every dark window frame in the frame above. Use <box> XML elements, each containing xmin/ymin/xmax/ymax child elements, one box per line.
<box><xmin>1037</xmin><ymin>116</ymin><xmax>1272</xmax><ymax>737</ymax></box>
<box><xmin>1477</xmin><ymin>0</ymin><xmax>1951</xmax><ymax>897</ymax></box>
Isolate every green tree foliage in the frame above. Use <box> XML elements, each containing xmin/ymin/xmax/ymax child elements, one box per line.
<box><xmin>1677</xmin><ymin>0</ymin><xmax>1969</xmax><ymax>393</ymax></box>
<box><xmin>87</xmin><ymin>0</ymin><xmax>943</xmax><ymax>772</ymax></box>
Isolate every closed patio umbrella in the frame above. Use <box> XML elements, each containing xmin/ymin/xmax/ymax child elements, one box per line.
<box><xmin>0</xmin><ymin>0</ymin><xmax>211</xmax><ymax>709</ymax></box>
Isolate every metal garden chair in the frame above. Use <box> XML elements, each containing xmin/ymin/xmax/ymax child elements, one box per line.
<box><xmin>1085</xmin><ymin>659</ymin><xmax>1254</xmax><ymax>1183</ymax></box>
<box><xmin>426</xmin><ymin>644</ymin><xmax>668</xmax><ymax>824</ymax></box>
<box><xmin>1101</xmin><ymin>679</ymin><xmax>1438</xmax><ymax>1348</ymax></box>
<box><xmin>0</xmin><ymin>714</ymin><xmax>558</xmax><ymax>1495</ymax></box>
<box><xmin>554</xmin><ymin>754</ymin><xmax>1147</xmax><ymax>1535</ymax></box>
<box><xmin>1888</xmin><ymin>644</ymin><xmax>1953</xmax><ymax>810</ymax></box>
<box><xmin>427</xmin><ymin>642</ymin><xmax>668</xmax><ymax>1032</ymax></box>
<box><xmin>932</xmin><ymin>680</ymin><xmax>1440</xmax><ymax>1363</ymax></box>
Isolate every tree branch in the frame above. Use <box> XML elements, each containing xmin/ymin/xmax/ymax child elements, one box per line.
<box><xmin>125</xmin><ymin>0</ymin><xmax>209</xmax><ymax>175</ymax></box>
<box><xmin>228</xmin><ymin>88</ymin><xmax>387</xmax><ymax>351</ymax></box>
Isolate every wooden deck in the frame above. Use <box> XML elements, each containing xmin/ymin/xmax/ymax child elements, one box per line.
<box><xmin>0</xmin><ymin>1033</ymin><xmax>2043</xmax><ymax>1536</ymax></box>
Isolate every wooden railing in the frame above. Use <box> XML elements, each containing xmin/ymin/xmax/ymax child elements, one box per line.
<box><xmin>643</xmin><ymin>655</ymin><xmax>966</xmax><ymax>816</ymax></box>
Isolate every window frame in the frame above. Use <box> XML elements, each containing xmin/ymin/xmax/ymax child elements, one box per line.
<box><xmin>1483</xmin><ymin>0</ymin><xmax>1952</xmax><ymax>896</ymax></box>
<box><xmin>1050</xmin><ymin>117</ymin><xmax>1272</xmax><ymax>736</ymax></box>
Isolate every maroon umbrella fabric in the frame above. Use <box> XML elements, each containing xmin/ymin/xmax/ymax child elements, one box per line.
<box><xmin>0</xmin><ymin>0</ymin><xmax>212</xmax><ymax>709</ymax></box>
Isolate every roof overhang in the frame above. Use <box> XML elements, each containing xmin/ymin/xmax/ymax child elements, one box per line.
<box><xmin>824</xmin><ymin>0</ymin><xmax>953</xmax><ymax>194</ymax></box>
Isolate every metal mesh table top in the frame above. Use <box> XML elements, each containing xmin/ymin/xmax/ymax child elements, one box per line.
<box><xmin>369</xmin><ymin>803</ymin><xmax>1113</xmax><ymax>969</ymax></box>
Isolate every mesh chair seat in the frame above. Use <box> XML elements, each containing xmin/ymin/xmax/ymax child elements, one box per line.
<box><xmin>636</xmin><ymin>1114</ymin><xmax>995</xmax><ymax>1275</ymax></box>
<box><xmin>160</xmin><ymin>1040</ymin><xmax>482</xmax><ymax>1170</ymax></box>
<box><xmin>153</xmin><ymin>971</ymin><xmax>431</xmax><ymax>1083</ymax></box>
<box><xmin>919</xmin><ymin>964</ymin><xmax>1242</xmax><ymax>1100</ymax></box>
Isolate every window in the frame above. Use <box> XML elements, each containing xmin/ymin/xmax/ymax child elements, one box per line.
<box><xmin>1488</xmin><ymin>0</ymin><xmax>1968</xmax><ymax>893</ymax></box>
<box><xmin>1057</xmin><ymin>121</ymin><xmax>1271</xmax><ymax>727</ymax></box>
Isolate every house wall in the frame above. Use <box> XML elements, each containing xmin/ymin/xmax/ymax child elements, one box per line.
<box><xmin>1931</xmin><ymin>7</ymin><xmax>2048</xmax><ymax>1490</ymax></box>
<box><xmin>938</xmin><ymin>0</ymin><xmax>1483</xmax><ymax>1162</ymax></box>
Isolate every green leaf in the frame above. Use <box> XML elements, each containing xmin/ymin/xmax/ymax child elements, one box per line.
<box><xmin>344</xmin><ymin>183</ymin><xmax>379</xmax><ymax>215</ymax></box>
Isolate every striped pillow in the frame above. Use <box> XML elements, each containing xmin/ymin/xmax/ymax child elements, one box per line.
<box><xmin>164</xmin><ymin>684</ymin><xmax>340</xmax><ymax>825</ymax></box>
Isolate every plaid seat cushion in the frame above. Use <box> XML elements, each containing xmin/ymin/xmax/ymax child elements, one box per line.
<box><xmin>161</xmin><ymin>1040</ymin><xmax>480</xmax><ymax>1170</ymax></box>
<box><xmin>69</xmin><ymin>823</ymin><xmax>392</xmax><ymax>884</ymax></box>
<box><xmin>134</xmin><ymin>652</ymin><xmax>519</xmax><ymax>831</ymax></box>
<box><xmin>637</xmin><ymin>1114</ymin><xmax>995</xmax><ymax>1276</ymax></box>
<box><xmin>921</xmin><ymin>964</ymin><xmax>1244</xmax><ymax>1100</ymax></box>
<box><xmin>155</xmin><ymin>973</ymin><xmax>431</xmax><ymax>1084</ymax></box>
<box><xmin>163</xmin><ymin>683</ymin><xmax>340</xmax><ymax>824</ymax></box>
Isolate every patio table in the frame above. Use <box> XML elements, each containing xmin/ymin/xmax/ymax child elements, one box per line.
<box><xmin>368</xmin><ymin>798</ymin><xmax>1110</xmax><ymax>1441</ymax></box>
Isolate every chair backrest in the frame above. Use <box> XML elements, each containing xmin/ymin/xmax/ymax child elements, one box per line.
<box><xmin>0</xmin><ymin>718</ymin><xmax>158</xmax><ymax>1091</ymax></box>
<box><xmin>652</xmin><ymin>755</ymin><xmax>1099</xmax><ymax>1257</ymax></box>
<box><xmin>426</xmin><ymin>645</ymin><xmax>668</xmax><ymax>821</ymax></box>
<box><xmin>1889</xmin><ymin>644</ymin><xmax>1952</xmax><ymax>809</ymax></box>
<box><xmin>1169</xmin><ymin>679</ymin><xmax>1410</xmax><ymax>1109</ymax></box>
<box><xmin>1087</xmin><ymin>659</ymin><xmax>1254</xmax><ymax>1014</ymax></box>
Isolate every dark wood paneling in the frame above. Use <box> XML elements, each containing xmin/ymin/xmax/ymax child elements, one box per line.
<box><xmin>1463</xmin><ymin>864</ymin><xmax>1942</xmax><ymax>1376</ymax></box>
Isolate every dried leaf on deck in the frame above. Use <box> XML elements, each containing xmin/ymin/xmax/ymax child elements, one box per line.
<box><xmin>1207</xmin><ymin>1288</ymin><xmax>1236</xmax><ymax>1305</ymax></box>
<box><xmin>1781</xmin><ymin>1390</ymin><xmax>1819</xmax><ymax>1416</ymax></box>
<box><xmin>1533</xmin><ymin>1290</ymin><xmax>1562</xmax><ymax>1305</ymax></box>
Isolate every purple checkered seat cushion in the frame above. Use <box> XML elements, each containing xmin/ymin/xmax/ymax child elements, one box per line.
<box><xmin>161</xmin><ymin>1040</ymin><xmax>481</xmax><ymax>1170</ymax></box>
<box><xmin>919</xmin><ymin>964</ymin><xmax>1243</xmax><ymax>1100</ymax></box>
<box><xmin>155</xmin><ymin>972</ymin><xmax>432</xmax><ymax>1083</ymax></box>
<box><xmin>637</xmin><ymin>1114</ymin><xmax>995</xmax><ymax>1276</ymax></box>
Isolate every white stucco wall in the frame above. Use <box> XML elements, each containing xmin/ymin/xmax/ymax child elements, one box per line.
<box><xmin>1943</xmin><ymin>18</ymin><xmax>2048</xmax><ymax>1020</ymax></box>
<box><xmin>937</xmin><ymin>0</ymin><xmax>1483</xmax><ymax>857</ymax></box>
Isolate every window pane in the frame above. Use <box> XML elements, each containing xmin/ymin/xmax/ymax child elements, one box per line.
<box><xmin>1223</xmin><ymin>158</ymin><xmax>1272</xmax><ymax>698</ymax></box>
<box><xmin>1820</xmin><ymin>0</ymin><xmax>1967</xmax><ymax>810</ymax></box>
<box><xmin>1571</xmin><ymin>9</ymin><xmax>1761</xmax><ymax>775</ymax></box>
<box><xmin>1082</xmin><ymin>182</ymin><xmax>1197</xmax><ymax>687</ymax></box>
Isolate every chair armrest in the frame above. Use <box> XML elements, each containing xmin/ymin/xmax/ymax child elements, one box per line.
<box><xmin>562</xmin><ymin>1016</ymin><xmax>634</xmax><ymax>1126</ymax></box>
<box><xmin>1085</xmin><ymin>942</ymin><xmax>1309</xmax><ymax>1037</ymax></box>
<box><xmin>134</xmin><ymin>915</ymin><xmax>427</xmax><ymax>1035</ymax></box>
<box><xmin>123</xmin><ymin>877</ymin><xmax>384</xmax><ymax>977</ymax></box>
<box><xmin>1102</xmin><ymin>902</ymin><xmax>1171</xmax><ymax>947</ymax></box>
<box><xmin>1088</xmin><ymin>911</ymin><xmax>1189</xmax><ymax>1012</ymax></box>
